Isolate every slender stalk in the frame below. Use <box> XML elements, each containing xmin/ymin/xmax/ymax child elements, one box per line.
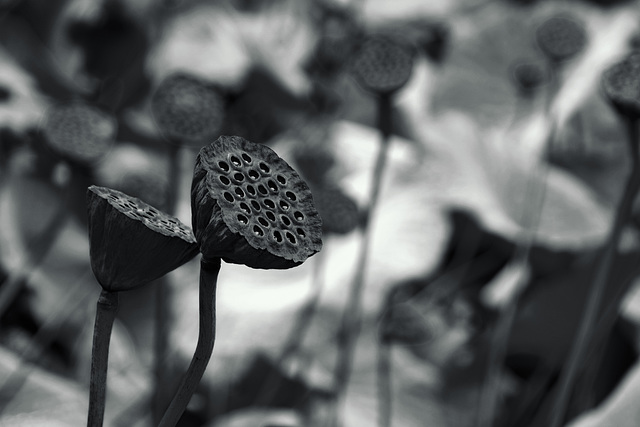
<box><xmin>87</xmin><ymin>289</ymin><xmax>119</xmax><ymax>427</ymax></box>
<box><xmin>376</xmin><ymin>337</ymin><xmax>392</xmax><ymax>427</ymax></box>
<box><xmin>158</xmin><ymin>257</ymin><xmax>220</xmax><ymax>427</ymax></box>
<box><xmin>549</xmin><ymin>117</ymin><xmax>640</xmax><ymax>427</ymax></box>
<box><xmin>333</xmin><ymin>93</ymin><xmax>392</xmax><ymax>425</ymax></box>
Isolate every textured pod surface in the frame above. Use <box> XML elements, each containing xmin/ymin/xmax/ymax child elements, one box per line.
<box><xmin>535</xmin><ymin>15</ymin><xmax>587</xmax><ymax>62</ymax></box>
<box><xmin>350</xmin><ymin>34</ymin><xmax>415</xmax><ymax>95</ymax></box>
<box><xmin>42</xmin><ymin>102</ymin><xmax>116</xmax><ymax>163</ymax></box>
<box><xmin>87</xmin><ymin>186</ymin><xmax>199</xmax><ymax>292</ymax></box>
<box><xmin>313</xmin><ymin>186</ymin><xmax>359</xmax><ymax>235</ymax></box>
<box><xmin>192</xmin><ymin>136</ymin><xmax>323</xmax><ymax>269</ymax></box>
<box><xmin>602</xmin><ymin>51</ymin><xmax>640</xmax><ymax>119</ymax></box>
<box><xmin>151</xmin><ymin>73</ymin><xmax>225</xmax><ymax>144</ymax></box>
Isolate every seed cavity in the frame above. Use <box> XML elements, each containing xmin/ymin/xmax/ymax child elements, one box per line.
<box><xmin>218</xmin><ymin>161</ymin><xmax>230</xmax><ymax>172</ymax></box>
<box><xmin>237</xmin><ymin>214</ymin><xmax>248</xmax><ymax>224</ymax></box>
<box><xmin>267</xmin><ymin>180</ymin><xmax>278</xmax><ymax>192</ymax></box>
<box><xmin>276</xmin><ymin>175</ymin><xmax>286</xmax><ymax>185</ymax></box>
<box><xmin>280</xmin><ymin>200</ymin><xmax>290</xmax><ymax>211</ymax></box>
<box><xmin>273</xmin><ymin>230</ymin><xmax>283</xmax><ymax>242</ymax></box>
<box><xmin>235</xmin><ymin>188</ymin><xmax>245</xmax><ymax>198</ymax></box>
<box><xmin>296</xmin><ymin>228</ymin><xmax>306</xmax><ymax>237</ymax></box>
<box><xmin>219</xmin><ymin>176</ymin><xmax>230</xmax><ymax>185</ymax></box>
<box><xmin>294</xmin><ymin>211</ymin><xmax>304</xmax><ymax>222</ymax></box>
<box><xmin>230</xmin><ymin>155</ymin><xmax>242</xmax><ymax>167</ymax></box>
<box><xmin>258</xmin><ymin>217</ymin><xmax>269</xmax><ymax>227</ymax></box>
<box><xmin>251</xmin><ymin>200</ymin><xmax>261</xmax><ymax>211</ymax></box>
<box><xmin>281</xmin><ymin>215</ymin><xmax>291</xmax><ymax>226</ymax></box>
<box><xmin>223</xmin><ymin>192</ymin><xmax>234</xmax><ymax>202</ymax></box>
<box><xmin>259</xmin><ymin>162</ymin><xmax>270</xmax><ymax>174</ymax></box>
<box><xmin>266</xmin><ymin>211</ymin><xmax>276</xmax><ymax>221</ymax></box>
<box><xmin>285</xmin><ymin>191</ymin><xmax>297</xmax><ymax>201</ymax></box>
<box><xmin>264</xmin><ymin>199</ymin><xmax>275</xmax><ymax>209</ymax></box>
<box><xmin>248</xmin><ymin>170</ymin><xmax>260</xmax><ymax>180</ymax></box>
<box><xmin>258</xmin><ymin>184</ymin><xmax>268</xmax><ymax>195</ymax></box>
<box><xmin>241</xmin><ymin>153</ymin><xmax>252</xmax><ymax>164</ymax></box>
<box><xmin>285</xmin><ymin>232</ymin><xmax>296</xmax><ymax>244</ymax></box>
<box><xmin>233</xmin><ymin>172</ymin><xmax>245</xmax><ymax>182</ymax></box>
<box><xmin>253</xmin><ymin>225</ymin><xmax>264</xmax><ymax>236</ymax></box>
<box><xmin>240</xmin><ymin>202</ymin><xmax>251</xmax><ymax>214</ymax></box>
<box><xmin>246</xmin><ymin>185</ymin><xmax>256</xmax><ymax>196</ymax></box>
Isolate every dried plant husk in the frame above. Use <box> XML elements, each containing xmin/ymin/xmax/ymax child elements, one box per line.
<box><xmin>535</xmin><ymin>15</ymin><xmax>587</xmax><ymax>63</ymax></box>
<box><xmin>313</xmin><ymin>186</ymin><xmax>359</xmax><ymax>235</ymax></box>
<box><xmin>87</xmin><ymin>186</ymin><xmax>199</xmax><ymax>292</ymax></box>
<box><xmin>42</xmin><ymin>102</ymin><xmax>116</xmax><ymax>163</ymax></box>
<box><xmin>602</xmin><ymin>51</ymin><xmax>640</xmax><ymax>120</ymax></box>
<box><xmin>350</xmin><ymin>34</ymin><xmax>416</xmax><ymax>95</ymax></box>
<box><xmin>191</xmin><ymin>136</ymin><xmax>322</xmax><ymax>269</ymax></box>
<box><xmin>151</xmin><ymin>73</ymin><xmax>225</xmax><ymax>145</ymax></box>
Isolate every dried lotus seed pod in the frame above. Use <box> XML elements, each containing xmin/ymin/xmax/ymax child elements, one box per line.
<box><xmin>350</xmin><ymin>34</ymin><xmax>416</xmax><ymax>95</ymax></box>
<box><xmin>191</xmin><ymin>135</ymin><xmax>323</xmax><ymax>269</ymax></box>
<box><xmin>535</xmin><ymin>15</ymin><xmax>587</xmax><ymax>63</ymax></box>
<box><xmin>43</xmin><ymin>102</ymin><xmax>116</xmax><ymax>163</ymax></box>
<box><xmin>511</xmin><ymin>61</ymin><xmax>548</xmax><ymax>97</ymax></box>
<box><xmin>151</xmin><ymin>73</ymin><xmax>225</xmax><ymax>145</ymax></box>
<box><xmin>313</xmin><ymin>186</ymin><xmax>359</xmax><ymax>235</ymax></box>
<box><xmin>87</xmin><ymin>186</ymin><xmax>199</xmax><ymax>292</ymax></box>
<box><xmin>602</xmin><ymin>51</ymin><xmax>640</xmax><ymax>119</ymax></box>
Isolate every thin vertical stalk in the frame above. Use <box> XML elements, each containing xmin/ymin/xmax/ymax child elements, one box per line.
<box><xmin>376</xmin><ymin>337</ymin><xmax>392</xmax><ymax>427</ymax></box>
<box><xmin>87</xmin><ymin>290</ymin><xmax>119</xmax><ymax>427</ymax></box>
<box><xmin>158</xmin><ymin>258</ymin><xmax>220</xmax><ymax>427</ymax></box>
<box><xmin>549</xmin><ymin>117</ymin><xmax>640</xmax><ymax>427</ymax></box>
<box><xmin>333</xmin><ymin>93</ymin><xmax>392</xmax><ymax>425</ymax></box>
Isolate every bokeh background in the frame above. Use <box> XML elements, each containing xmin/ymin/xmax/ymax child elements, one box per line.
<box><xmin>1</xmin><ymin>0</ymin><xmax>640</xmax><ymax>426</ymax></box>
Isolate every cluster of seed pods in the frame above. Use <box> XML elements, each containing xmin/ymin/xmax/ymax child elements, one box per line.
<box><xmin>192</xmin><ymin>135</ymin><xmax>322</xmax><ymax>269</ymax></box>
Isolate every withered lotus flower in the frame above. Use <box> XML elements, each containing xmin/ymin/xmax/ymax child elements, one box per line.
<box><xmin>43</xmin><ymin>102</ymin><xmax>116</xmax><ymax>163</ymax></box>
<box><xmin>535</xmin><ymin>15</ymin><xmax>587</xmax><ymax>63</ymax></box>
<box><xmin>151</xmin><ymin>73</ymin><xmax>225</xmax><ymax>145</ymax></box>
<box><xmin>191</xmin><ymin>135</ymin><xmax>323</xmax><ymax>269</ymax></box>
<box><xmin>602</xmin><ymin>51</ymin><xmax>640</xmax><ymax>120</ymax></box>
<box><xmin>350</xmin><ymin>34</ymin><xmax>416</xmax><ymax>95</ymax></box>
<box><xmin>87</xmin><ymin>185</ymin><xmax>199</xmax><ymax>291</ymax></box>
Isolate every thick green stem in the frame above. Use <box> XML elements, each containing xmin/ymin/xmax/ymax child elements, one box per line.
<box><xmin>549</xmin><ymin>117</ymin><xmax>640</xmax><ymax>427</ymax></box>
<box><xmin>87</xmin><ymin>289</ymin><xmax>119</xmax><ymax>427</ymax></box>
<box><xmin>158</xmin><ymin>258</ymin><xmax>220</xmax><ymax>427</ymax></box>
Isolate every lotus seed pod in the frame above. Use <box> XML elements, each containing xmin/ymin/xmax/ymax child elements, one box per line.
<box><xmin>350</xmin><ymin>34</ymin><xmax>416</xmax><ymax>95</ymax></box>
<box><xmin>313</xmin><ymin>186</ymin><xmax>359</xmax><ymax>235</ymax></box>
<box><xmin>535</xmin><ymin>15</ymin><xmax>587</xmax><ymax>63</ymax></box>
<box><xmin>151</xmin><ymin>73</ymin><xmax>225</xmax><ymax>145</ymax></box>
<box><xmin>602</xmin><ymin>51</ymin><xmax>640</xmax><ymax>119</ymax></box>
<box><xmin>511</xmin><ymin>61</ymin><xmax>548</xmax><ymax>96</ymax></box>
<box><xmin>87</xmin><ymin>186</ymin><xmax>199</xmax><ymax>292</ymax></box>
<box><xmin>42</xmin><ymin>102</ymin><xmax>116</xmax><ymax>163</ymax></box>
<box><xmin>191</xmin><ymin>135</ymin><xmax>323</xmax><ymax>269</ymax></box>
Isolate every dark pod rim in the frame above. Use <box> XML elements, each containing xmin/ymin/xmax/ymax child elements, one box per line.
<box><xmin>195</xmin><ymin>135</ymin><xmax>323</xmax><ymax>264</ymax></box>
<box><xmin>151</xmin><ymin>72</ymin><xmax>225</xmax><ymax>145</ymax></box>
<box><xmin>350</xmin><ymin>34</ymin><xmax>416</xmax><ymax>95</ymax></box>
<box><xmin>42</xmin><ymin>102</ymin><xmax>116</xmax><ymax>163</ymax></box>
<box><xmin>535</xmin><ymin>15</ymin><xmax>587</xmax><ymax>62</ymax></box>
<box><xmin>88</xmin><ymin>185</ymin><xmax>196</xmax><ymax>243</ymax></box>
<box><xmin>602</xmin><ymin>51</ymin><xmax>640</xmax><ymax>119</ymax></box>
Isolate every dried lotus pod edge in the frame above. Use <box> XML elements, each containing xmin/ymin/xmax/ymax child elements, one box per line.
<box><xmin>602</xmin><ymin>52</ymin><xmax>640</xmax><ymax>121</ymax></box>
<box><xmin>192</xmin><ymin>135</ymin><xmax>323</xmax><ymax>269</ymax></box>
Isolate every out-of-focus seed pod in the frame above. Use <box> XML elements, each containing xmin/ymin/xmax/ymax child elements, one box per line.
<box><xmin>87</xmin><ymin>186</ymin><xmax>199</xmax><ymax>292</ymax></box>
<box><xmin>151</xmin><ymin>73</ymin><xmax>225</xmax><ymax>145</ymax></box>
<box><xmin>313</xmin><ymin>186</ymin><xmax>359</xmax><ymax>235</ymax></box>
<box><xmin>42</xmin><ymin>102</ymin><xmax>116</xmax><ymax>163</ymax></box>
<box><xmin>535</xmin><ymin>15</ymin><xmax>587</xmax><ymax>63</ymax></box>
<box><xmin>510</xmin><ymin>60</ymin><xmax>549</xmax><ymax>97</ymax></box>
<box><xmin>191</xmin><ymin>135</ymin><xmax>323</xmax><ymax>269</ymax></box>
<box><xmin>602</xmin><ymin>51</ymin><xmax>640</xmax><ymax>120</ymax></box>
<box><xmin>350</xmin><ymin>34</ymin><xmax>416</xmax><ymax>95</ymax></box>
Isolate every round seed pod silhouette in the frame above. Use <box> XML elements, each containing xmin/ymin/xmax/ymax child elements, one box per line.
<box><xmin>602</xmin><ymin>51</ymin><xmax>640</xmax><ymax>120</ymax></box>
<box><xmin>510</xmin><ymin>61</ymin><xmax>549</xmax><ymax>97</ymax></box>
<box><xmin>151</xmin><ymin>73</ymin><xmax>225</xmax><ymax>145</ymax></box>
<box><xmin>535</xmin><ymin>15</ymin><xmax>587</xmax><ymax>63</ymax></box>
<box><xmin>313</xmin><ymin>186</ymin><xmax>359</xmax><ymax>235</ymax></box>
<box><xmin>87</xmin><ymin>186</ymin><xmax>199</xmax><ymax>292</ymax></box>
<box><xmin>350</xmin><ymin>34</ymin><xmax>416</xmax><ymax>95</ymax></box>
<box><xmin>191</xmin><ymin>136</ymin><xmax>323</xmax><ymax>269</ymax></box>
<box><xmin>42</xmin><ymin>102</ymin><xmax>116</xmax><ymax>163</ymax></box>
